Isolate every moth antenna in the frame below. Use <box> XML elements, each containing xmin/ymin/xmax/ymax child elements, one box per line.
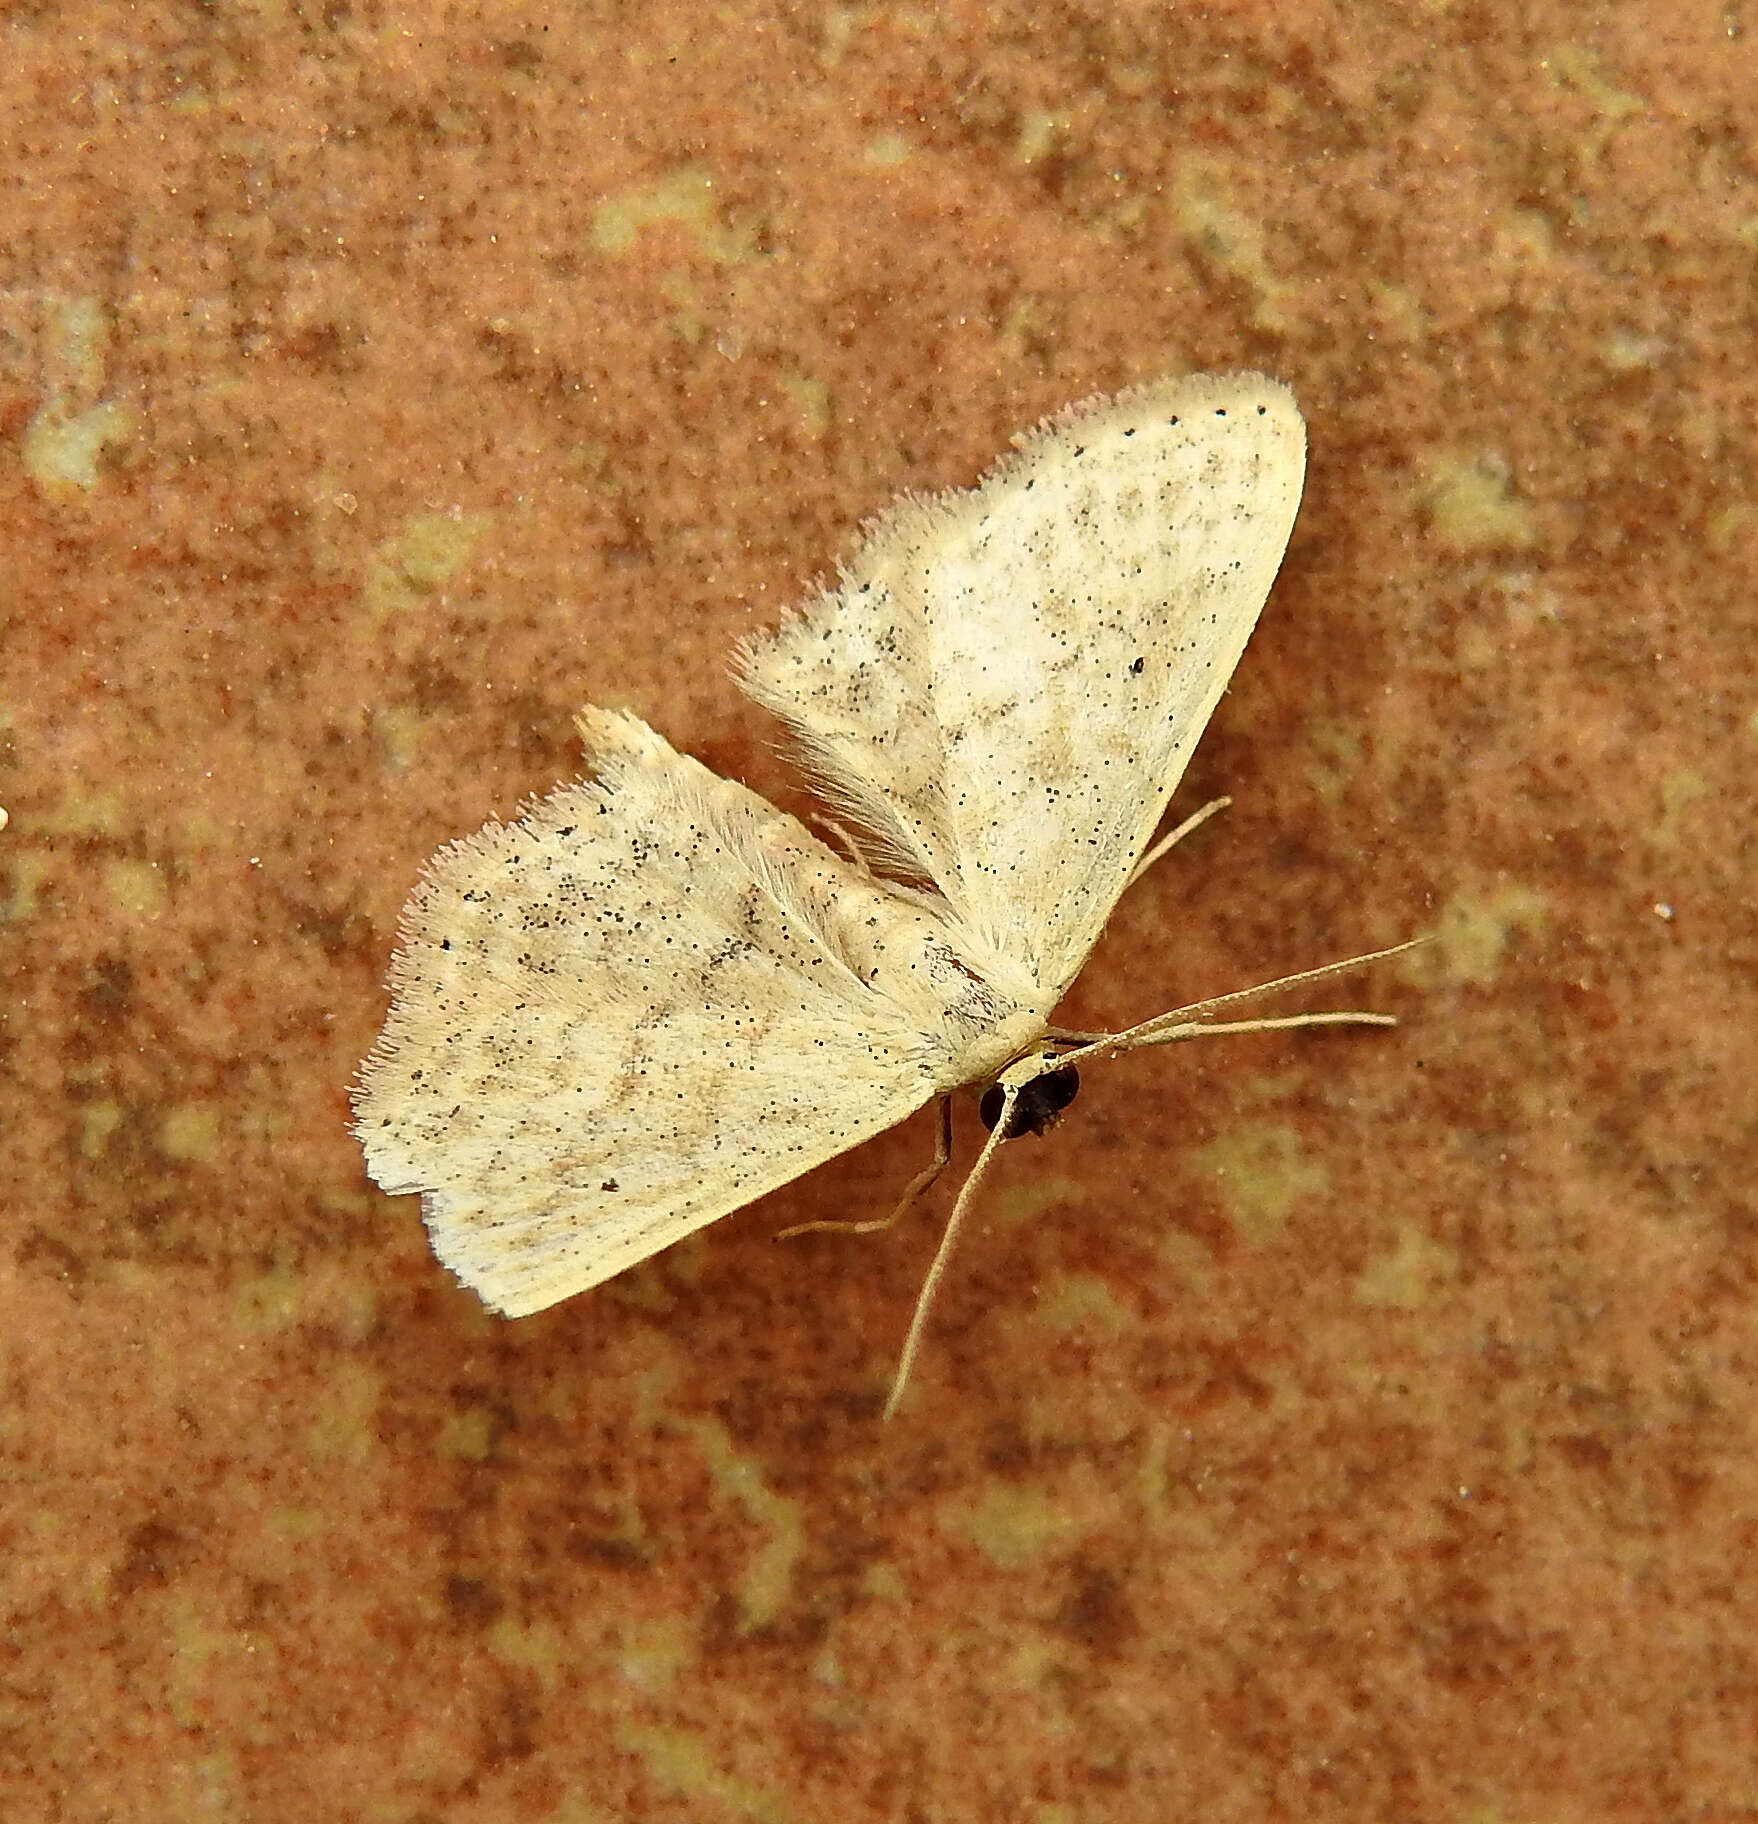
<box><xmin>1051</xmin><ymin>936</ymin><xmax>1431</xmax><ymax>1053</ymax></box>
<box><xmin>1087</xmin><ymin>1009</ymin><xmax>1399</xmax><ymax>1063</ymax></box>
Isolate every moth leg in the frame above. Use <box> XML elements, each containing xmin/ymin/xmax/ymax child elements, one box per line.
<box><xmin>775</xmin><ymin>1097</ymin><xmax>954</xmax><ymax>1241</ymax></box>
<box><xmin>1124</xmin><ymin>795</ymin><xmax>1231</xmax><ymax>892</ymax></box>
<box><xmin>812</xmin><ymin>816</ymin><xmax>875</xmax><ymax>878</ymax></box>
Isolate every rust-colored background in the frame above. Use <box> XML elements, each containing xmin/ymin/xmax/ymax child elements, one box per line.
<box><xmin>5</xmin><ymin>3</ymin><xmax>1754</xmax><ymax>1819</ymax></box>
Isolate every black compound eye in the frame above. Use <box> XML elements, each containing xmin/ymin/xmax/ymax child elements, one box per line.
<box><xmin>979</xmin><ymin>1065</ymin><xmax>1081</xmax><ymax>1139</ymax></box>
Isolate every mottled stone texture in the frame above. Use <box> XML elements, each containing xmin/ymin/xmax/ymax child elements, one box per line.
<box><xmin>3</xmin><ymin>3</ymin><xmax>1753</xmax><ymax>1820</ymax></box>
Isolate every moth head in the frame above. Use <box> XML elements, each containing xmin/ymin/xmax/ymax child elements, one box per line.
<box><xmin>979</xmin><ymin>1050</ymin><xmax>1081</xmax><ymax>1139</ymax></box>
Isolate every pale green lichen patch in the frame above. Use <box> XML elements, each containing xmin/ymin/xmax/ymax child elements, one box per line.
<box><xmin>158</xmin><ymin>1102</ymin><xmax>220</xmax><ymax>1163</ymax></box>
<box><xmin>267</xmin><ymin>1508</ymin><xmax>326</xmax><ymax>1543</ymax></box>
<box><xmin>1598</xmin><ymin>329</ymin><xmax>1669</xmax><ymax>373</ymax></box>
<box><xmin>1191</xmin><ymin>1121</ymin><xmax>1328</xmax><ymax>1246</ymax></box>
<box><xmin>1302</xmin><ymin>720</ymin><xmax>1365</xmax><ymax>806</ymax></box>
<box><xmin>487</xmin><ymin>1615</ymin><xmax>569</xmax><ymax>1686</ymax></box>
<box><xmin>683</xmin><ymin>1417</ymin><xmax>803</xmax><ymax>1633</ymax></box>
<box><xmin>21</xmin><ymin>296</ymin><xmax>133</xmax><ymax>495</ymax></box>
<box><xmin>1366</xmin><ymin>279</ymin><xmax>1431</xmax><ymax>343</ymax></box>
<box><xmin>1545</xmin><ymin>44</ymin><xmax>1645</xmax><ymax>123</ymax></box>
<box><xmin>1354</xmin><ymin>1223</ymin><xmax>1460</xmax><ymax>1309</ymax></box>
<box><xmin>2</xmin><ymin>851</ymin><xmax>52</xmax><ymax>923</ymax></box>
<box><xmin>1652</xmin><ymin>768</ymin><xmax>1709</xmax><ymax>850</ymax></box>
<box><xmin>1704</xmin><ymin>501</ymin><xmax>1755</xmax><ymax>557</ymax></box>
<box><xmin>1014</xmin><ymin>108</ymin><xmax>1070</xmax><ymax>165</ymax></box>
<box><xmin>947</xmin><ymin>1484</ymin><xmax>1096</xmax><ymax>1572</ymax></box>
<box><xmin>591</xmin><ymin>167</ymin><xmax>758</xmax><ymax>264</ymax></box>
<box><xmin>1174</xmin><ymin>160</ymin><xmax>1297</xmax><ymax>334</ymax></box>
<box><xmin>436</xmin><ymin>1405</ymin><xmax>498</xmax><ymax>1461</ymax></box>
<box><xmin>106</xmin><ymin>858</ymin><xmax>169</xmax><ymax>920</ymax></box>
<box><xmin>1417</xmin><ymin>453</ymin><xmax>1538</xmax><ymax>553</ymax></box>
<box><xmin>306</xmin><ymin>1361</ymin><xmax>380</xmax><ymax>1464</ymax></box>
<box><xmin>235</xmin><ymin>1261</ymin><xmax>302</xmax><ymax>1332</ymax></box>
<box><xmin>614</xmin><ymin>1615</ymin><xmax>694</xmax><ymax>1692</ymax></box>
<box><xmin>614</xmin><ymin>1722</ymin><xmax>798</xmax><ymax>1824</ymax></box>
<box><xmin>1428</xmin><ymin>887</ymin><xmax>1550</xmax><ymax>986</ymax></box>
<box><xmin>859</xmin><ymin>1561</ymin><xmax>909</xmax><ymax>1604</ymax></box>
<box><xmin>40</xmin><ymin>788</ymin><xmax>124</xmax><ymax>838</ymax></box>
<box><xmin>1029</xmin><ymin>1272</ymin><xmax>1138</xmax><ymax>1337</ymax></box>
<box><xmin>371</xmin><ymin>706</ymin><xmax>425</xmax><ymax>772</ymax></box>
<box><xmin>780</xmin><ymin>374</ymin><xmax>830</xmax><ymax>439</ymax></box>
<box><xmin>864</xmin><ymin>132</ymin><xmax>912</xmax><ymax>167</ymax></box>
<box><xmin>24</xmin><ymin>398</ymin><xmax>133</xmax><ymax>491</ymax></box>
<box><xmin>80</xmin><ymin>1102</ymin><xmax>124</xmax><ymax>1160</ymax></box>
<box><xmin>363</xmin><ymin>513</ymin><xmax>488</xmax><ymax>620</ymax></box>
<box><xmin>990</xmin><ymin>1173</ymin><xmax>1085</xmax><ymax>1231</ymax></box>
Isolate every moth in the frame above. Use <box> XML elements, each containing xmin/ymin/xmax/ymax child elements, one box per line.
<box><xmin>354</xmin><ymin>371</ymin><xmax>1413</xmax><ymax>1417</ymax></box>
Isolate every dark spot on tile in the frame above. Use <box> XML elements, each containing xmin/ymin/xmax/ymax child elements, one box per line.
<box><xmin>478</xmin><ymin>1682</ymin><xmax>541</xmax><ymax>1768</ymax></box>
<box><xmin>79</xmin><ymin>955</ymin><xmax>135</xmax><ymax>1026</ymax></box>
<box><xmin>15</xmin><ymin>1226</ymin><xmax>88</xmax><ymax>1287</ymax></box>
<box><xmin>1054</xmin><ymin>1561</ymin><xmax>1138</xmax><ymax>1655</ymax></box>
<box><xmin>445</xmin><ymin>1574</ymin><xmax>506</xmax><ymax>1629</ymax></box>
<box><xmin>112</xmin><ymin>1518</ymin><xmax>194</xmax><ymax>1598</ymax></box>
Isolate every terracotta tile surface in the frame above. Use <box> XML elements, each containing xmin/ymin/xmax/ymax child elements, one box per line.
<box><xmin>4</xmin><ymin>3</ymin><xmax>1755</xmax><ymax>1819</ymax></box>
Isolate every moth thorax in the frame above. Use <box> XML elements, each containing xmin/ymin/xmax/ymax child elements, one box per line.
<box><xmin>980</xmin><ymin>1064</ymin><xmax>1080</xmax><ymax>1139</ymax></box>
